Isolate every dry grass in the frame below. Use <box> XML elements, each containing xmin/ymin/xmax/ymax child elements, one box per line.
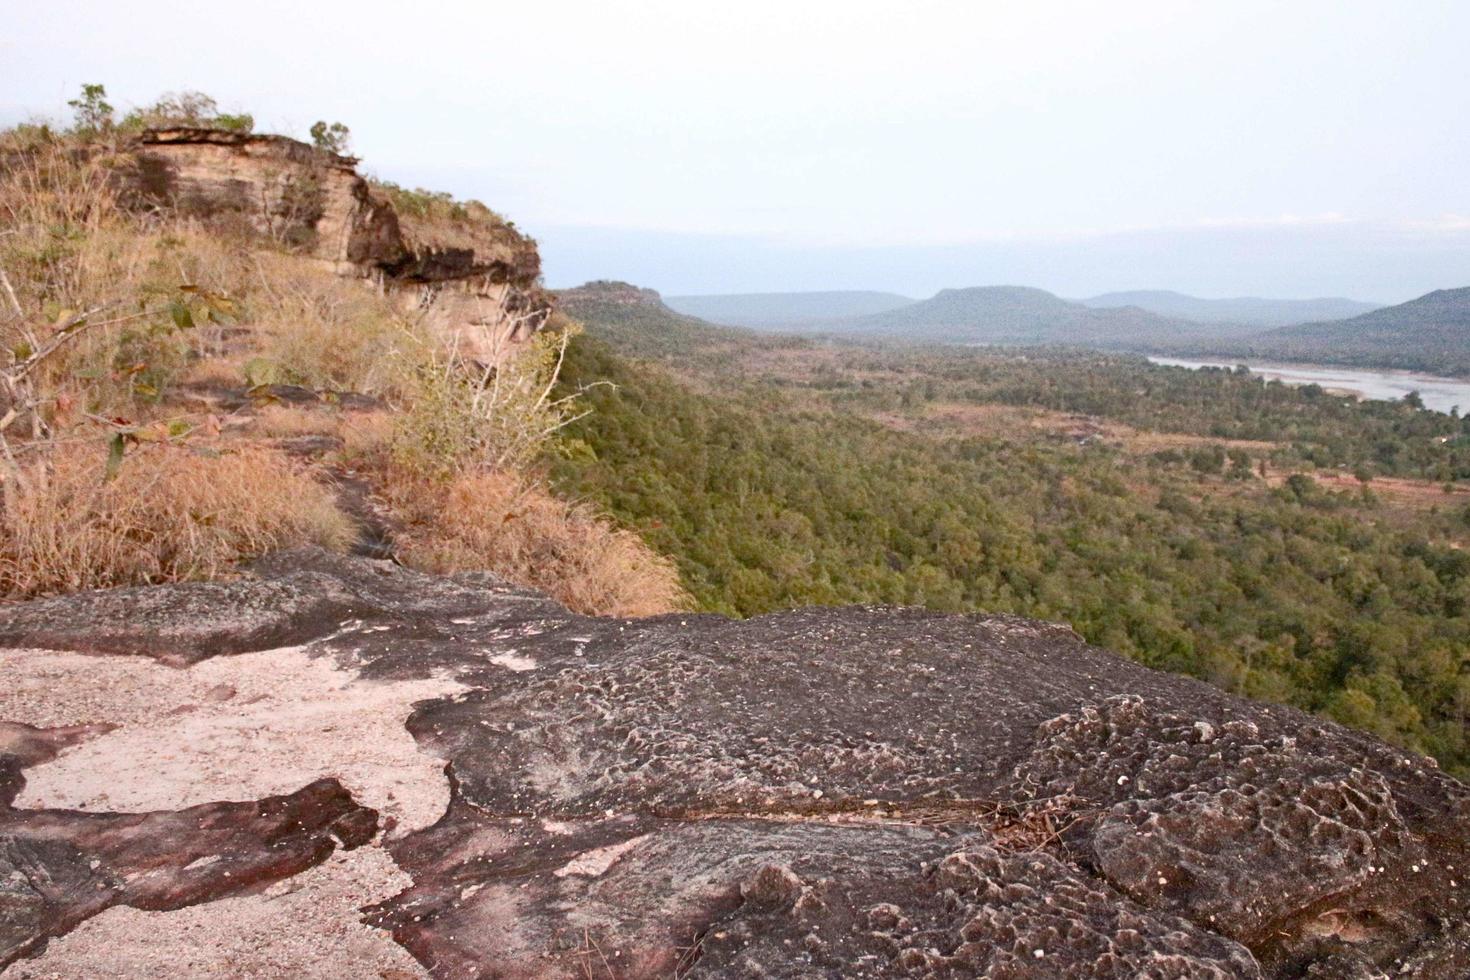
<box><xmin>338</xmin><ymin>410</ymin><xmax>395</xmax><ymax>460</ymax></box>
<box><xmin>177</xmin><ymin>355</ymin><xmax>247</xmax><ymax>389</ymax></box>
<box><xmin>2</xmin><ymin>125</ymin><xmax>675</xmax><ymax>615</ymax></box>
<box><xmin>251</xmin><ymin>404</ymin><xmax>342</xmax><ymax>438</ymax></box>
<box><xmin>248</xmin><ymin>252</ymin><xmax>413</xmax><ymax>395</ymax></box>
<box><xmin>385</xmin><ymin>470</ymin><xmax>688</xmax><ymax>617</ymax></box>
<box><xmin>0</xmin><ymin>443</ymin><xmax>353</xmax><ymax>597</ymax></box>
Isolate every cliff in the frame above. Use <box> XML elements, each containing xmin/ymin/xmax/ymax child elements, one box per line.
<box><xmin>122</xmin><ymin>127</ymin><xmax>549</xmax><ymax>360</ymax></box>
<box><xmin>2</xmin><ymin>550</ymin><xmax>1467</xmax><ymax>977</ymax></box>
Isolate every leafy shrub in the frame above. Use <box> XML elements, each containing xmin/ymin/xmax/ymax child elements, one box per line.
<box><xmin>67</xmin><ymin>84</ymin><xmax>114</xmax><ymax>136</ymax></box>
<box><xmin>390</xmin><ymin>322</ymin><xmax>586</xmax><ymax>480</ymax></box>
<box><xmin>119</xmin><ymin>91</ymin><xmax>253</xmax><ymax>133</ymax></box>
<box><xmin>309</xmin><ymin>120</ymin><xmax>351</xmax><ymax>155</ymax></box>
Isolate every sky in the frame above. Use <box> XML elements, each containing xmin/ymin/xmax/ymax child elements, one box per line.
<box><xmin>4</xmin><ymin>1</ymin><xmax>1468</xmax><ymax>302</ymax></box>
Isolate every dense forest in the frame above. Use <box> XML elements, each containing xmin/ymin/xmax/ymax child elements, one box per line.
<box><xmin>553</xmin><ymin>288</ymin><xmax>1470</xmax><ymax>776</ymax></box>
<box><xmin>805</xmin><ymin>346</ymin><xmax>1470</xmax><ymax>481</ymax></box>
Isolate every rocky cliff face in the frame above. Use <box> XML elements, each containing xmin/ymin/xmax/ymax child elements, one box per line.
<box><xmin>122</xmin><ymin>128</ymin><xmax>548</xmax><ymax>361</ymax></box>
<box><xmin>1</xmin><ymin>551</ymin><xmax>1468</xmax><ymax>977</ymax></box>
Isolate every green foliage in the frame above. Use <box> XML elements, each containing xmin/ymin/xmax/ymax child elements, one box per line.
<box><xmin>309</xmin><ymin>120</ymin><xmax>351</xmax><ymax>155</ymax></box>
<box><xmin>810</xmin><ymin>347</ymin><xmax>1470</xmax><ymax>482</ymax></box>
<box><xmin>370</xmin><ymin>181</ymin><xmax>502</xmax><ymax>225</ymax></box>
<box><xmin>553</xmin><ymin>330</ymin><xmax>1470</xmax><ymax>777</ymax></box>
<box><xmin>67</xmin><ymin>84</ymin><xmax>113</xmax><ymax>136</ymax></box>
<box><xmin>391</xmin><ymin>324</ymin><xmax>580</xmax><ymax>481</ymax></box>
<box><xmin>118</xmin><ymin>91</ymin><xmax>254</xmax><ymax>134</ymax></box>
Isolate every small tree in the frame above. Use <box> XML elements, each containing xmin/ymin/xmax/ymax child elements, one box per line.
<box><xmin>310</xmin><ymin>121</ymin><xmax>351</xmax><ymax>155</ymax></box>
<box><xmin>67</xmin><ymin>84</ymin><xmax>114</xmax><ymax>136</ymax></box>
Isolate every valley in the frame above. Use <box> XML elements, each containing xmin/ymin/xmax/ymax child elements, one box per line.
<box><xmin>555</xmin><ymin>283</ymin><xmax>1470</xmax><ymax>778</ymax></box>
<box><xmin>6</xmin><ymin>4</ymin><xmax>1470</xmax><ymax>973</ymax></box>
<box><xmin>665</xmin><ymin>283</ymin><xmax>1470</xmax><ymax>379</ymax></box>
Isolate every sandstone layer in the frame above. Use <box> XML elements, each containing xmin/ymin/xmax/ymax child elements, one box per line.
<box><xmin>123</xmin><ymin>128</ymin><xmax>548</xmax><ymax>362</ymax></box>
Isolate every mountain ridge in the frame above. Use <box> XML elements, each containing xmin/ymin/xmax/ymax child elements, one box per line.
<box><xmin>1195</xmin><ymin>286</ymin><xmax>1470</xmax><ymax>376</ymax></box>
<box><xmin>836</xmin><ymin>284</ymin><xmax>1208</xmax><ymax>347</ymax></box>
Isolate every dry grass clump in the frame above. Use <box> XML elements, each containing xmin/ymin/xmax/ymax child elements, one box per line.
<box><xmin>250</xmin><ymin>404</ymin><xmax>342</xmax><ymax>438</ymax></box>
<box><xmin>247</xmin><ymin>253</ymin><xmax>412</xmax><ymax>395</ymax></box>
<box><xmin>386</xmin><ymin>470</ymin><xmax>687</xmax><ymax>617</ymax></box>
<box><xmin>0</xmin><ymin>443</ymin><xmax>353</xmax><ymax>597</ymax></box>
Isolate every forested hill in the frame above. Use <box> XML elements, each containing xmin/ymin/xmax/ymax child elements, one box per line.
<box><xmin>1081</xmin><ymin>290</ymin><xmax>1381</xmax><ymax>328</ymax></box>
<box><xmin>1218</xmin><ymin>286</ymin><xmax>1470</xmax><ymax>375</ymax></box>
<box><xmin>554</xmin><ymin>280</ymin><xmax>803</xmax><ymax>365</ymax></box>
<box><xmin>833</xmin><ymin>285</ymin><xmax>1210</xmax><ymax>346</ymax></box>
<box><xmin>640</xmin><ymin>281</ymin><xmax>1470</xmax><ymax>379</ymax></box>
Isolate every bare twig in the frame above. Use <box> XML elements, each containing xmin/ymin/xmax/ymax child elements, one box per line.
<box><xmin>0</xmin><ymin>265</ymin><xmax>23</xmax><ymax>319</ymax></box>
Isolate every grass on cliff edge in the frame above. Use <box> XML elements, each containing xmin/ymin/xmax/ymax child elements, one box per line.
<box><xmin>0</xmin><ymin>112</ymin><xmax>684</xmax><ymax>614</ymax></box>
<box><xmin>0</xmin><ymin>444</ymin><xmax>353</xmax><ymax>595</ymax></box>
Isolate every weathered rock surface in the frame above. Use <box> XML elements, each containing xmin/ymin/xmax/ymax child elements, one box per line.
<box><xmin>1</xmin><ymin>549</ymin><xmax>1468</xmax><ymax>977</ymax></box>
<box><xmin>1</xmin><ymin>773</ymin><xmax>376</xmax><ymax>967</ymax></box>
<box><xmin>126</xmin><ymin>129</ymin><xmax>539</xmax><ymax>287</ymax></box>
<box><xmin>120</xmin><ymin>127</ymin><xmax>548</xmax><ymax>362</ymax></box>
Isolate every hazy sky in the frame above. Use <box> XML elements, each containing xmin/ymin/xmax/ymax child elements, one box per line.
<box><xmin>5</xmin><ymin>1</ymin><xmax>1468</xmax><ymax>301</ymax></box>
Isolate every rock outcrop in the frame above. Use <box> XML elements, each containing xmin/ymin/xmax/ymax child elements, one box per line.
<box><xmin>2</xmin><ymin>550</ymin><xmax>1468</xmax><ymax>977</ymax></box>
<box><xmin>121</xmin><ymin>128</ymin><xmax>548</xmax><ymax>362</ymax></box>
<box><xmin>555</xmin><ymin>280</ymin><xmax>669</xmax><ymax>309</ymax></box>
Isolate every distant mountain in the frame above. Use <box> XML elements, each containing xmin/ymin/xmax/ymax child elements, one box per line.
<box><xmin>838</xmin><ymin>285</ymin><xmax>1201</xmax><ymax>347</ymax></box>
<box><xmin>1227</xmin><ymin>287</ymin><xmax>1470</xmax><ymax>376</ymax></box>
<box><xmin>1081</xmin><ymin>290</ymin><xmax>1381</xmax><ymax>328</ymax></box>
<box><xmin>663</xmin><ymin>290</ymin><xmax>916</xmax><ymax>330</ymax></box>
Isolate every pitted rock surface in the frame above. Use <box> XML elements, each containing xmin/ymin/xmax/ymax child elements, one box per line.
<box><xmin>1</xmin><ymin>549</ymin><xmax>1468</xmax><ymax>977</ymax></box>
<box><xmin>1010</xmin><ymin>696</ymin><xmax>1470</xmax><ymax>974</ymax></box>
<box><xmin>692</xmin><ymin>842</ymin><xmax>1262</xmax><ymax>978</ymax></box>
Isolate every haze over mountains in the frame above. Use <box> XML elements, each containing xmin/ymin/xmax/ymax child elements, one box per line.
<box><xmin>1221</xmin><ymin>286</ymin><xmax>1470</xmax><ymax>376</ymax></box>
<box><xmin>836</xmin><ymin>286</ymin><xmax>1215</xmax><ymax>347</ymax></box>
<box><xmin>1079</xmin><ymin>290</ymin><xmax>1382</xmax><ymax>328</ymax></box>
<box><xmin>664</xmin><ymin>290</ymin><xmax>914</xmax><ymax>330</ymax></box>
<box><xmin>659</xmin><ymin>283</ymin><xmax>1470</xmax><ymax>376</ymax></box>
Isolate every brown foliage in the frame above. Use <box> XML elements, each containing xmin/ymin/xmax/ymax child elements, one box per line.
<box><xmin>386</xmin><ymin>470</ymin><xmax>687</xmax><ymax>618</ymax></box>
<box><xmin>0</xmin><ymin>444</ymin><xmax>353</xmax><ymax>597</ymax></box>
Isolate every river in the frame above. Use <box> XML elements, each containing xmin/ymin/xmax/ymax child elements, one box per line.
<box><xmin>1147</xmin><ymin>357</ymin><xmax>1470</xmax><ymax>415</ymax></box>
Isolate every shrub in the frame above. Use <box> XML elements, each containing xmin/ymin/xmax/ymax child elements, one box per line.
<box><xmin>309</xmin><ymin>121</ymin><xmax>351</xmax><ymax>155</ymax></box>
<box><xmin>119</xmin><ymin>91</ymin><xmax>253</xmax><ymax>133</ymax></box>
<box><xmin>390</xmin><ymin>321</ymin><xmax>585</xmax><ymax>480</ymax></box>
<box><xmin>67</xmin><ymin>84</ymin><xmax>114</xmax><ymax>136</ymax></box>
<box><xmin>0</xmin><ymin>443</ymin><xmax>353</xmax><ymax>596</ymax></box>
<box><xmin>386</xmin><ymin>470</ymin><xmax>687</xmax><ymax>617</ymax></box>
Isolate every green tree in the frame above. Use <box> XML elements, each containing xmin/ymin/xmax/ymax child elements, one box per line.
<box><xmin>310</xmin><ymin>121</ymin><xmax>351</xmax><ymax>154</ymax></box>
<box><xmin>67</xmin><ymin>83</ymin><xmax>113</xmax><ymax>135</ymax></box>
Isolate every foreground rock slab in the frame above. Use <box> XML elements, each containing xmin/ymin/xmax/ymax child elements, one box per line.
<box><xmin>1</xmin><ymin>549</ymin><xmax>1468</xmax><ymax>977</ymax></box>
